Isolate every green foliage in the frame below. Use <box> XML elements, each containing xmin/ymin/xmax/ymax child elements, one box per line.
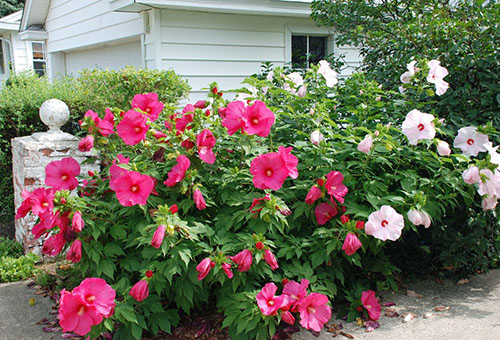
<box><xmin>0</xmin><ymin>0</ymin><xmax>23</xmax><ymax>17</ymax></box>
<box><xmin>0</xmin><ymin>68</ymin><xmax>189</xmax><ymax>232</ymax></box>
<box><xmin>0</xmin><ymin>252</ymin><xmax>38</xmax><ymax>283</ymax></box>
<box><xmin>0</xmin><ymin>236</ymin><xmax>23</xmax><ymax>258</ymax></box>
<box><xmin>311</xmin><ymin>0</ymin><xmax>500</xmax><ymax>135</ymax></box>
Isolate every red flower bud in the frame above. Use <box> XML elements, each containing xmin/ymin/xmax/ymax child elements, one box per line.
<box><xmin>212</xmin><ymin>87</ymin><xmax>218</xmax><ymax>94</ymax></box>
<box><xmin>169</xmin><ymin>204</ymin><xmax>178</xmax><ymax>214</ymax></box>
<box><xmin>88</xmin><ymin>171</ymin><xmax>95</xmax><ymax>177</ymax></box>
<box><xmin>145</xmin><ymin>270</ymin><xmax>153</xmax><ymax>278</ymax></box>
<box><xmin>355</xmin><ymin>221</ymin><xmax>365</xmax><ymax>229</ymax></box>
<box><xmin>255</xmin><ymin>241</ymin><xmax>264</xmax><ymax>250</ymax></box>
<box><xmin>340</xmin><ymin>215</ymin><xmax>350</xmax><ymax>224</ymax></box>
<box><xmin>317</xmin><ymin>178</ymin><xmax>325</xmax><ymax>187</ymax></box>
<box><xmin>282</xmin><ymin>278</ymin><xmax>289</xmax><ymax>286</ymax></box>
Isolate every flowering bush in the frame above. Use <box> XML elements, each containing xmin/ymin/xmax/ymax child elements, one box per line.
<box><xmin>17</xmin><ymin>59</ymin><xmax>500</xmax><ymax>338</ymax></box>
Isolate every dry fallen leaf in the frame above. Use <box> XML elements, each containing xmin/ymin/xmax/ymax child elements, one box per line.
<box><xmin>402</xmin><ymin>312</ymin><xmax>417</xmax><ymax>323</ymax></box>
<box><xmin>433</xmin><ymin>305</ymin><xmax>450</xmax><ymax>312</ymax></box>
<box><xmin>384</xmin><ymin>306</ymin><xmax>399</xmax><ymax>317</ymax></box>
<box><xmin>457</xmin><ymin>279</ymin><xmax>469</xmax><ymax>285</ymax></box>
<box><xmin>406</xmin><ymin>290</ymin><xmax>423</xmax><ymax>298</ymax></box>
<box><xmin>340</xmin><ymin>331</ymin><xmax>354</xmax><ymax>339</ymax></box>
<box><xmin>423</xmin><ymin>312</ymin><xmax>433</xmax><ymax>319</ymax></box>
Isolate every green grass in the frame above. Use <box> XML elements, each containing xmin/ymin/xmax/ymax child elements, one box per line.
<box><xmin>0</xmin><ymin>237</ymin><xmax>39</xmax><ymax>283</ymax></box>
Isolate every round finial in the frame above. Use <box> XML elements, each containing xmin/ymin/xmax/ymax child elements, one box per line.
<box><xmin>39</xmin><ymin>99</ymin><xmax>70</xmax><ymax>131</ymax></box>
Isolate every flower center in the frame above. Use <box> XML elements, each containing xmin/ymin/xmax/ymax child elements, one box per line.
<box><xmin>131</xmin><ymin>185</ymin><xmax>139</xmax><ymax>193</ymax></box>
<box><xmin>266</xmin><ymin>169</ymin><xmax>273</xmax><ymax>177</ymax></box>
<box><xmin>61</xmin><ymin>174</ymin><xmax>69</xmax><ymax>181</ymax></box>
<box><xmin>86</xmin><ymin>295</ymin><xmax>96</xmax><ymax>303</ymax></box>
<box><xmin>267</xmin><ymin>300</ymin><xmax>275</xmax><ymax>306</ymax></box>
<box><xmin>381</xmin><ymin>220</ymin><xmax>388</xmax><ymax>227</ymax></box>
<box><xmin>146</xmin><ymin>107</ymin><xmax>151</xmax><ymax>113</ymax></box>
<box><xmin>252</xmin><ymin>118</ymin><xmax>259</xmax><ymax>125</ymax></box>
<box><xmin>307</xmin><ymin>306</ymin><xmax>316</xmax><ymax>314</ymax></box>
<box><xmin>366</xmin><ymin>304</ymin><xmax>372</xmax><ymax>309</ymax></box>
<box><xmin>77</xmin><ymin>306</ymin><xmax>86</xmax><ymax>316</ymax></box>
<box><xmin>417</xmin><ymin>123</ymin><xmax>425</xmax><ymax>131</ymax></box>
<box><xmin>42</xmin><ymin>202</ymin><xmax>49</xmax><ymax>207</ymax></box>
<box><xmin>134</xmin><ymin>126</ymin><xmax>142</xmax><ymax>133</ymax></box>
<box><xmin>467</xmin><ymin>138</ymin><xmax>474</xmax><ymax>145</ymax></box>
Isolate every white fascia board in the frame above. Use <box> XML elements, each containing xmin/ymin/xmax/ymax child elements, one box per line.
<box><xmin>110</xmin><ymin>0</ymin><xmax>311</xmax><ymax>17</ymax></box>
<box><xmin>0</xmin><ymin>22</ymin><xmax>19</xmax><ymax>31</ymax></box>
<box><xmin>19</xmin><ymin>29</ymin><xmax>48</xmax><ymax>41</ymax></box>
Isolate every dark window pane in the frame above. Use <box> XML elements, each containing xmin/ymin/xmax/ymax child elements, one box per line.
<box><xmin>33</xmin><ymin>61</ymin><xmax>46</xmax><ymax>76</ymax></box>
<box><xmin>309</xmin><ymin>36</ymin><xmax>326</xmax><ymax>65</ymax></box>
<box><xmin>292</xmin><ymin>35</ymin><xmax>307</xmax><ymax>68</ymax></box>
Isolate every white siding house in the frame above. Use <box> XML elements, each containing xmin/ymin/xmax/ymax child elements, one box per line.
<box><xmin>19</xmin><ymin>0</ymin><xmax>362</xmax><ymax>101</ymax></box>
<box><xmin>0</xmin><ymin>11</ymin><xmax>32</xmax><ymax>82</ymax></box>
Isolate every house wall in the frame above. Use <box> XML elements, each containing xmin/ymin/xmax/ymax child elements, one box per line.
<box><xmin>8</xmin><ymin>32</ymin><xmax>30</xmax><ymax>72</ymax></box>
<box><xmin>155</xmin><ymin>9</ymin><xmax>361</xmax><ymax>101</ymax></box>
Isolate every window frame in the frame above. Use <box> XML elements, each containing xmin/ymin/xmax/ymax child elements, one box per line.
<box><xmin>29</xmin><ymin>41</ymin><xmax>47</xmax><ymax>76</ymax></box>
<box><xmin>285</xmin><ymin>24</ymin><xmax>335</xmax><ymax>67</ymax></box>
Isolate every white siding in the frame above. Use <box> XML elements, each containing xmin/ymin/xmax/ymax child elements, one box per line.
<box><xmin>158</xmin><ymin>9</ymin><xmax>361</xmax><ymax>101</ymax></box>
<box><xmin>64</xmin><ymin>40</ymin><xmax>142</xmax><ymax>75</ymax></box>
<box><xmin>9</xmin><ymin>32</ymin><xmax>30</xmax><ymax>72</ymax></box>
<box><xmin>45</xmin><ymin>0</ymin><xmax>143</xmax><ymax>53</ymax></box>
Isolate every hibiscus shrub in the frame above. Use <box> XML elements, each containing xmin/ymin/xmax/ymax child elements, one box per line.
<box><xmin>16</xmin><ymin>59</ymin><xmax>500</xmax><ymax>339</ymax></box>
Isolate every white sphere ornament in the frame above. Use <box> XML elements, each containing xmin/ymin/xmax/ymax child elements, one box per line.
<box><xmin>39</xmin><ymin>99</ymin><xmax>70</xmax><ymax>131</ymax></box>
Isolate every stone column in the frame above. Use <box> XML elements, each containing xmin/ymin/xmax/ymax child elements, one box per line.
<box><xmin>12</xmin><ymin>99</ymin><xmax>99</xmax><ymax>254</ymax></box>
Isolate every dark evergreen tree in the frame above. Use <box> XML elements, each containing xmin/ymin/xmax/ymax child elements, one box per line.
<box><xmin>0</xmin><ymin>0</ymin><xmax>24</xmax><ymax>17</ymax></box>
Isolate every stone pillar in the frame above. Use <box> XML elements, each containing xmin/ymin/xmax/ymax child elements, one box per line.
<box><xmin>12</xmin><ymin>99</ymin><xmax>99</xmax><ymax>254</ymax></box>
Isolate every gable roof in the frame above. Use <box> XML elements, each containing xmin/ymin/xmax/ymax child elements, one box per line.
<box><xmin>0</xmin><ymin>10</ymin><xmax>22</xmax><ymax>33</ymax></box>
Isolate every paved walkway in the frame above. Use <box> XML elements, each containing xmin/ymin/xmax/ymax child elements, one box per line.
<box><xmin>1</xmin><ymin>270</ymin><xmax>500</xmax><ymax>340</ymax></box>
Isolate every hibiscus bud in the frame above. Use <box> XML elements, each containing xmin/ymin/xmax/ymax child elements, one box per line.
<box><xmin>374</xmin><ymin>130</ymin><xmax>380</xmax><ymax>137</ymax></box>
<box><xmin>72</xmin><ymin>211</ymin><xmax>84</xmax><ymax>233</ymax></box>
<box><xmin>222</xmin><ymin>262</ymin><xmax>233</xmax><ymax>279</ymax></box>
<box><xmin>360</xmin><ymin>90</ymin><xmax>364</xmax><ymax>95</ymax></box>
<box><xmin>194</xmin><ymin>100</ymin><xmax>208</xmax><ymax>109</ymax></box>
<box><xmin>193</xmin><ymin>188</ymin><xmax>207</xmax><ymax>210</ymax></box>
<box><xmin>264</xmin><ymin>249</ymin><xmax>279</xmax><ymax>270</ymax></box>
<box><xmin>341</xmin><ymin>233</ymin><xmax>362</xmax><ymax>256</ymax></box>
<box><xmin>462</xmin><ymin>166</ymin><xmax>480</xmax><ymax>184</ymax></box>
<box><xmin>255</xmin><ymin>241</ymin><xmax>264</xmax><ymax>250</ymax></box>
<box><xmin>205</xmin><ymin>109</ymin><xmax>211</xmax><ymax>117</ymax></box>
<box><xmin>60</xmin><ymin>197</ymin><xmax>67</xmax><ymax>205</ymax></box>
<box><xmin>407</xmin><ymin>209</ymin><xmax>423</xmax><ymax>226</ymax></box>
<box><xmin>129</xmin><ymin>279</ymin><xmax>149</xmax><ymax>302</ymax></box>
<box><xmin>196</xmin><ymin>257</ymin><xmax>214</xmax><ymax>280</ymax></box>
<box><xmin>211</xmin><ymin>87</ymin><xmax>218</xmax><ymax>94</ymax></box>
<box><xmin>310</xmin><ymin>130</ymin><xmax>324</xmax><ymax>146</ymax></box>
<box><xmin>358</xmin><ymin>135</ymin><xmax>373</xmax><ymax>154</ymax></box>
<box><xmin>66</xmin><ymin>240</ymin><xmax>82</xmax><ymax>263</ymax></box>
<box><xmin>297</xmin><ymin>85</ymin><xmax>307</xmax><ymax>98</ymax></box>
<box><xmin>281</xmin><ymin>311</ymin><xmax>295</xmax><ymax>325</ymax></box>
<box><xmin>231</xmin><ymin>249</ymin><xmax>253</xmax><ymax>272</ymax></box>
<box><xmin>282</xmin><ymin>278</ymin><xmax>289</xmax><ymax>286</ymax></box>
<box><xmin>169</xmin><ymin>204</ymin><xmax>178</xmax><ymax>214</ymax></box>
<box><xmin>78</xmin><ymin>135</ymin><xmax>94</xmax><ymax>152</ymax></box>
<box><xmin>439</xmin><ymin>118</ymin><xmax>445</xmax><ymax>125</ymax></box>
<box><xmin>421</xmin><ymin>211</ymin><xmax>431</xmax><ymax>228</ymax></box>
<box><xmin>375</xmin><ymin>96</ymin><xmax>381</xmax><ymax>102</ymax></box>
<box><xmin>355</xmin><ymin>221</ymin><xmax>365</xmax><ymax>229</ymax></box>
<box><xmin>88</xmin><ymin>170</ymin><xmax>95</xmax><ymax>177</ymax></box>
<box><xmin>340</xmin><ymin>215</ymin><xmax>350</xmax><ymax>224</ymax></box>
<box><xmin>482</xmin><ymin>195</ymin><xmax>498</xmax><ymax>211</ymax></box>
<box><xmin>317</xmin><ymin>178</ymin><xmax>325</xmax><ymax>187</ymax></box>
<box><xmin>145</xmin><ymin>270</ymin><xmax>153</xmax><ymax>278</ymax></box>
<box><xmin>436</xmin><ymin>140</ymin><xmax>451</xmax><ymax>156</ymax></box>
<box><xmin>151</xmin><ymin>225</ymin><xmax>166</xmax><ymax>249</ymax></box>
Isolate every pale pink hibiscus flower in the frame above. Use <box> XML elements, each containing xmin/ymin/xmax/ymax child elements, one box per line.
<box><xmin>256</xmin><ymin>283</ymin><xmax>286</xmax><ymax>316</ymax></box>
<box><xmin>436</xmin><ymin>140</ymin><xmax>451</xmax><ymax>156</ymax></box>
<box><xmin>427</xmin><ymin>60</ymin><xmax>449</xmax><ymax>96</ymax></box>
<box><xmin>116</xmin><ymin>110</ymin><xmax>149</xmax><ymax>145</ymax></box>
<box><xmin>402</xmin><ymin>109</ymin><xmax>436</xmax><ymax>145</ymax></box>
<box><xmin>45</xmin><ymin>158</ymin><xmax>81</xmax><ymax>191</ymax></box>
<box><xmin>407</xmin><ymin>209</ymin><xmax>431</xmax><ymax>228</ymax></box>
<box><xmin>478</xmin><ymin>169</ymin><xmax>500</xmax><ymax>198</ymax></box>
<box><xmin>358</xmin><ymin>134</ymin><xmax>373</xmax><ymax>154</ymax></box>
<box><xmin>310</xmin><ymin>130</ymin><xmax>324</xmax><ymax>145</ymax></box>
<box><xmin>365</xmin><ymin>205</ymin><xmax>405</xmax><ymax>241</ymax></box>
<box><xmin>298</xmin><ymin>293</ymin><xmax>331</xmax><ymax>332</ymax></box>
<box><xmin>318</xmin><ymin>60</ymin><xmax>338</xmax><ymax>87</ymax></box>
<box><xmin>453</xmin><ymin>126</ymin><xmax>489</xmax><ymax>156</ymax></box>
<box><xmin>462</xmin><ymin>166</ymin><xmax>481</xmax><ymax>184</ymax></box>
<box><xmin>400</xmin><ymin>60</ymin><xmax>417</xmax><ymax>84</ymax></box>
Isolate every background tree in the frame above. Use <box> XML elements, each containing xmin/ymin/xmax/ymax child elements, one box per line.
<box><xmin>0</xmin><ymin>0</ymin><xmax>24</xmax><ymax>17</ymax></box>
<box><xmin>311</xmin><ymin>0</ymin><xmax>500</xmax><ymax>135</ymax></box>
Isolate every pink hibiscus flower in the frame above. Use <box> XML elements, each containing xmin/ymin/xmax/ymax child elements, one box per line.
<box><xmin>58</xmin><ymin>289</ymin><xmax>103</xmax><ymax>336</ymax></box>
<box><xmin>250</xmin><ymin>153</ymin><xmax>289</xmax><ymax>191</ymax></box>
<box><xmin>71</xmin><ymin>211</ymin><xmax>84</xmax><ymax>232</ymax></box>
<box><xmin>72</xmin><ymin>278</ymin><xmax>116</xmax><ymax>318</ymax></box>
<box><xmin>78</xmin><ymin>135</ymin><xmax>94</xmax><ymax>152</ymax></box>
<box><xmin>66</xmin><ymin>240</ymin><xmax>82</xmax><ymax>263</ymax></box>
<box><xmin>222</xmin><ymin>101</ymin><xmax>246</xmax><ymax>135</ymax></box>
<box><xmin>281</xmin><ymin>311</ymin><xmax>295</xmax><ymax>325</ymax></box>
<box><xmin>453</xmin><ymin>126</ymin><xmax>489</xmax><ymax>156</ymax></box>
<box><xmin>196</xmin><ymin>129</ymin><xmax>216</xmax><ymax>164</ymax></box>
<box><xmin>365</xmin><ymin>205</ymin><xmax>405</xmax><ymax>241</ymax></box>
<box><xmin>314</xmin><ymin>203</ymin><xmax>338</xmax><ymax>225</ymax></box>
<box><xmin>97</xmin><ymin>109</ymin><xmax>115</xmax><ymax>136</ymax></box>
<box><xmin>264</xmin><ymin>249</ymin><xmax>279</xmax><ymax>270</ymax></box>
<box><xmin>129</xmin><ymin>279</ymin><xmax>149</xmax><ymax>302</ymax></box>
<box><xmin>256</xmin><ymin>283</ymin><xmax>286</xmax><ymax>316</ymax></box>
<box><xmin>249</xmin><ymin>194</ymin><xmax>271</xmax><ymax>214</ymax></box>
<box><xmin>193</xmin><ymin>188</ymin><xmax>207</xmax><ymax>210</ymax></box>
<box><xmin>341</xmin><ymin>233</ymin><xmax>362</xmax><ymax>256</ymax></box>
<box><xmin>116</xmin><ymin>110</ymin><xmax>149</xmax><ymax>145</ymax></box>
<box><xmin>196</xmin><ymin>257</ymin><xmax>214</xmax><ymax>281</ymax></box>
<box><xmin>298</xmin><ymin>293</ymin><xmax>332</xmax><ymax>332</ymax></box>
<box><xmin>305</xmin><ymin>186</ymin><xmax>322</xmax><ymax>205</ymax></box>
<box><xmin>402</xmin><ymin>109</ymin><xmax>436</xmax><ymax>145</ymax></box>
<box><xmin>278</xmin><ymin>146</ymin><xmax>298</xmax><ymax>179</ymax></box>
<box><xmin>283</xmin><ymin>279</ymin><xmax>309</xmax><ymax>311</ymax></box>
<box><xmin>231</xmin><ymin>249</ymin><xmax>253</xmax><ymax>272</ymax></box>
<box><xmin>242</xmin><ymin>100</ymin><xmax>275</xmax><ymax>137</ymax></box>
<box><xmin>325</xmin><ymin>171</ymin><xmax>348</xmax><ymax>204</ymax></box>
<box><xmin>16</xmin><ymin>187</ymin><xmax>55</xmax><ymax>219</ymax></box>
<box><xmin>164</xmin><ymin>155</ymin><xmax>191</xmax><ymax>187</ymax></box>
<box><xmin>361</xmin><ymin>290</ymin><xmax>381</xmax><ymax>320</ymax></box>
<box><xmin>112</xmin><ymin>170</ymin><xmax>155</xmax><ymax>207</ymax></box>
<box><xmin>45</xmin><ymin>158</ymin><xmax>81</xmax><ymax>191</ymax></box>
<box><xmin>318</xmin><ymin>60</ymin><xmax>338</xmax><ymax>87</ymax></box>
<box><xmin>222</xmin><ymin>262</ymin><xmax>233</xmax><ymax>279</ymax></box>
<box><xmin>175</xmin><ymin>113</ymin><xmax>194</xmax><ymax>133</ymax></box>
<box><xmin>132</xmin><ymin>93</ymin><xmax>164</xmax><ymax>122</ymax></box>
<box><xmin>462</xmin><ymin>166</ymin><xmax>480</xmax><ymax>184</ymax></box>
<box><xmin>151</xmin><ymin>225</ymin><xmax>166</xmax><ymax>249</ymax></box>
<box><xmin>358</xmin><ymin>134</ymin><xmax>373</xmax><ymax>154</ymax></box>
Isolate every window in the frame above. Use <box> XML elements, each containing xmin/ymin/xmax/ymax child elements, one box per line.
<box><xmin>31</xmin><ymin>42</ymin><xmax>46</xmax><ymax>76</ymax></box>
<box><xmin>291</xmin><ymin>35</ymin><xmax>327</xmax><ymax>69</ymax></box>
<box><xmin>0</xmin><ymin>43</ymin><xmax>4</xmax><ymax>74</ymax></box>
